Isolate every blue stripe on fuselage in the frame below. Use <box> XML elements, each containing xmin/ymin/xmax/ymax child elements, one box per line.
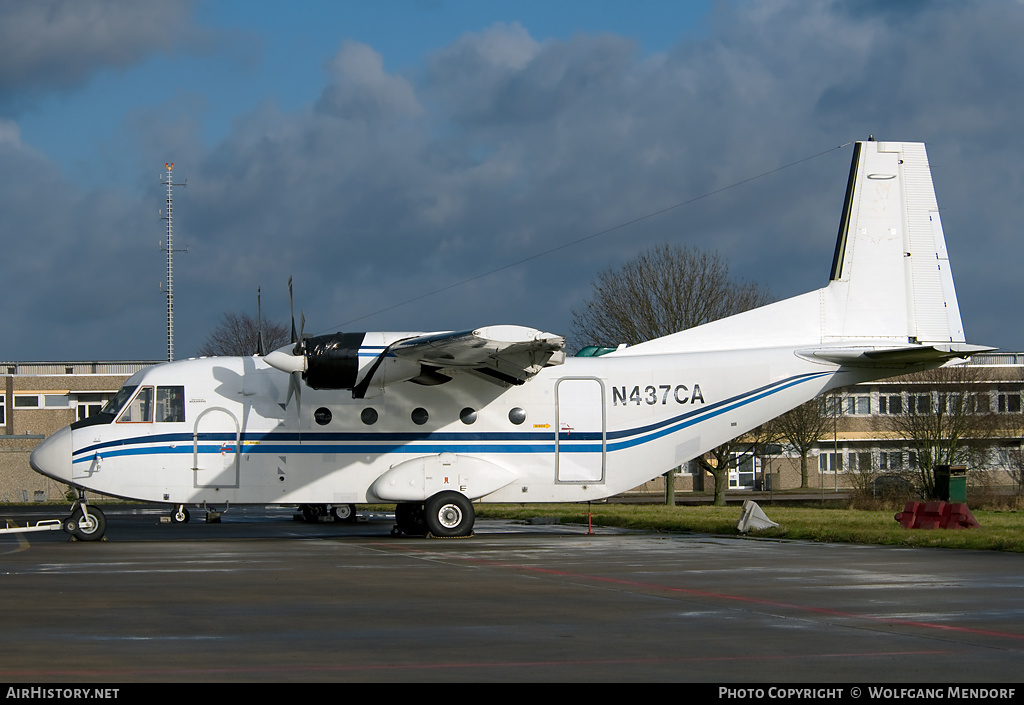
<box><xmin>70</xmin><ymin>372</ymin><xmax>829</xmax><ymax>465</ymax></box>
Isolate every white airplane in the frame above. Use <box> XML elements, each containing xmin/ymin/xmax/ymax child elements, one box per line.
<box><xmin>30</xmin><ymin>139</ymin><xmax>989</xmax><ymax>541</ymax></box>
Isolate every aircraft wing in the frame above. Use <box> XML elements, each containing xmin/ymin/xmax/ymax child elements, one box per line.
<box><xmin>390</xmin><ymin>325</ymin><xmax>566</xmax><ymax>386</ymax></box>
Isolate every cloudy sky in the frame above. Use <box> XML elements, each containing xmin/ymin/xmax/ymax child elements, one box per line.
<box><xmin>2</xmin><ymin>0</ymin><xmax>1022</xmax><ymax>362</ymax></box>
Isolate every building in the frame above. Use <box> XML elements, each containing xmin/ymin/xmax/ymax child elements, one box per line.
<box><xmin>802</xmin><ymin>351</ymin><xmax>1024</xmax><ymax>495</ymax></box>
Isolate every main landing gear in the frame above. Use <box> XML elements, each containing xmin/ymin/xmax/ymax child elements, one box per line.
<box><xmin>167</xmin><ymin>503</ymin><xmax>226</xmax><ymax>524</ymax></box>
<box><xmin>297</xmin><ymin>503</ymin><xmax>358</xmax><ymax>523</ymax></box>
<box><xmin>391</xmin><ymin>491</ymin><xmax>475</xmax><ymax>538</ymax></box>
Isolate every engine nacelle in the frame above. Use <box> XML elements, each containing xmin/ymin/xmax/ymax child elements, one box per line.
<box><xmin>283</xmin><ymin>331</ymin><xmax>428</xmax><ymax>396</ymax></box>
<box><xmin>302</xmin><ymin>332</ymin><xmax>366</xmax><ymax>390</ymax></box>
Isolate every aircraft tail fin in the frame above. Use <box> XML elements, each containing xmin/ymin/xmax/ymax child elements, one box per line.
<box><xmin>824</xmin><ymin>139</ymin><xmax>964</xmax><ymax>345</ymax></box>
<box><xmin>622</xmin><ymin>140</ymin><xmax>979</xmax><ymax>358</ymax></box>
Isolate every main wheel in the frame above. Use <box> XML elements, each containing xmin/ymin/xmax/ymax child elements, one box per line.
<box><xmin>67</xmin><ymin>506</ymin><xmax>106</xmax><ymax>541</ymax></box>
<box><xmin>423</xmin><ymin>492</ymin><xmax>474</xmax><ymax>538</ymax></box>
<box><xmin>332</xmin><ymin>504</ymin><xmax>357</xmax><ymax>522</ymax></box>
<box><xmin>300</xmin><ymin>504</ymin><xmax>325</xmax><ymax>523</ymax></box>
<box><xmin>395</xmin><ymin>502</ymin><xmax>427</xmax><ymax>536</ymax></box>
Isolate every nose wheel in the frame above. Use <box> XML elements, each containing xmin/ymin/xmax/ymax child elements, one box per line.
<box><xmin>63</xmin><ymin>496</ymin><xmax>107</xmax><ymax>542</ymax></box>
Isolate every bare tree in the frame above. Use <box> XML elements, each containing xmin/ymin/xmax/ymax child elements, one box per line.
<box><xmin>1007</xmin><ymin>447</ymin><xmax>1024</xmax><ymax>495</ymax></box>
<box><xmin>774</xmin><ymin>398</ymin><xmax>834</xmax><ymax>489</ymax></box>
<box><xmin>695</xmin><ymin>420</ymin><xmax>783</xmax><ymax>505</ymax></box>
<box><xmin>198</xmin><ymin>312</ymin><xmax>291</xmax><ymax>357</ymax></box>
<box><xmin>571</xmin><ymin>243</ymin><xmax>772</xmax><ymax>505</ymax></box>
<box><xmin>877</xmin><ymin>364</ymin><xmax>999</xmax><ymax>498</ymax></box>
<box><xmin>570</xmin><ymin>243</ymin><xmax>772</xmax><ymax>349</ymax></box>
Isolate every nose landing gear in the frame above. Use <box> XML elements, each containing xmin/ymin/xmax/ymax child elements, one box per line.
<box><xmin>63</xmin><ymin>493</ymin><xmax>107</xmax><ymax>542</ymax></box>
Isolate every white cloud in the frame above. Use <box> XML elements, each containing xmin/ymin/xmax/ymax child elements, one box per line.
<box><xmin>0</xmin><ymin>117</ymin><xmax>21</xmax><ymax>145</ymax></box>
<box><xmin>316</xmin><ymin>41</ymin><xmax>422</xmax><ymax>120</ymax></box>
<box><xmin>0</xmin><ymin>0</ymin><xmax>198</xmax><ymax>101</ymax></box>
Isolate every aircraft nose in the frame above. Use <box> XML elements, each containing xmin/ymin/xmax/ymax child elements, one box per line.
<box><xmin>30</xmin><ymin>426</ymin><xmax>73</xmax><ymax>483</ymax></box>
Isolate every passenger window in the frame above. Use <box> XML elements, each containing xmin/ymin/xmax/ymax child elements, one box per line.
<box><xmin>117</xmin><ymin>387</ymin><xmax>153</xmax><ymax>423</ymax></box>
<box><xmin>156</xmin><ymin>386</ymin><xmax>186</xmax><ymax>422</ymax></box>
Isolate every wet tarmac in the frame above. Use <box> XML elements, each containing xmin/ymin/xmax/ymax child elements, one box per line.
<box><xmin>1</xmin><ymin>504</ymin><xmax>1023</xmax><ymax>684</ymax></box>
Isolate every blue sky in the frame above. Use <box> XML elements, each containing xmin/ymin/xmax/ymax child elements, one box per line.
<box><xmin>2</xmin><ymin>0</ymin><xmax>1023</xmax><ymax>361</ymax></box>
<box><xmin>21</xmin><ymin>1</ymin><xmax>711</xmax><ymax>187</ymax></box>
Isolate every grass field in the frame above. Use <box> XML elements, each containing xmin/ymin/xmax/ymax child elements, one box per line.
<box><xmin>474</xmin><ymin>502</ymin><xmax>1024</xmax><ymax>552</ymax></box>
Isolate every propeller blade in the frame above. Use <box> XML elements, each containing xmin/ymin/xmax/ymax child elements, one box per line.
<box><xmin>288</xmin><ymin>276</ymin><xmax>298</xmax><ymax>350</ymax></box>
<box><xmin>290</xmin><ymin>370</ymin><xmax>302</xmax><ymax>418</ymax></box>
<box><xmin>277</xmin><ymin>276</ymin><xmax>305</xmax><ymax>417</ymax></box>
<box><xmin>256</xmin><ymin>286</ymin><xmax>265</xmax><ymax>356</ymax></box>
<box><xmin>280</xmin><ymin>369</ymin><xmax>302</xmax><ymax>416</ymax></box>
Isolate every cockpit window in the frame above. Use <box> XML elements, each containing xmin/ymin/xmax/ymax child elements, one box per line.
<box><xmin>117</xmin><ymin>387</ymin><xmax>153</xmax><ymax>423</ymax></box>
<box><xmin>156</xmin><ymin>386</ymin><xmax>185</xmax><ymax>422</ymax></box>
<box><xmin>71</xmin><ymin>383</ymin><xmax>185</xmax><ymax>428</ymax></box>
<box><xmin>101</xmin><ymin>385</ymin><xmax>137</xmax><ymax>417</ymax></box>
<box><xmin>114</xmin><ymin>385</ymin><xmax>187</xmax><ymax>423</ymax></box>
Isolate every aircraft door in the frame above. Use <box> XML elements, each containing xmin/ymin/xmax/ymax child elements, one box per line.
<box><xmin>192</xmin><ymin>407</ymin><xmax>240</xmax><ymax>488</ymax></box>
<box><xmin>556</xmin><ymin>378</ymin><xmax>606</xmax><ymax>483</ymax></box>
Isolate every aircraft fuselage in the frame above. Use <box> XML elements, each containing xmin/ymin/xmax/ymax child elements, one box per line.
<box><xmin>43</xmin><ymin>346</ymin><xmax>858</xmax><ymax>508</ymax></box>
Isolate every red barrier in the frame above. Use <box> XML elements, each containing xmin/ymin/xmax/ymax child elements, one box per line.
<box><xmin>894</xmin><ymin>501</ymin><xmax>980</xmax><ymax>529</ymax></box>
<box><xmin>943</xmin><ymin>502</ymin><xmax>981</xmax><ymax>529</ymax></box>
<box><xmin>895</xmin><ymin>502</ymin><xmax>922</xmax><ymax>529</ymax></box>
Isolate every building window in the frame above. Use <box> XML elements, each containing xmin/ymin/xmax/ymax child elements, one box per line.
<box><xmin>76</xmin><ymin>393</ymin><xmax>108</xmax><ymax>422</ymax></box>
<box><xmin>848</xmin><ymin>452</ymin><xmax>872</xmax><ymax>473</ymax></box>
<box><xmin>821</xmin><ymin>396</ymin><xmax>842</xmax><ymax>416</ymax></box>
<box><xmin>910</xmin><ymin>393</ymin><xmax>932</xmax><ymax>415</ymax></box>
<box><xmin>878</xmin><ymin>394</ymin><xmax>903</xmax><ymax>415</ymax></box>
<box><xmin>974</xmin><ymin>394</ymin><xmax>991</xmax><ymax>413</ymax></box>
<box><xmin>846</xmin><ymin>395</ymin><xmax>871</xmax><ymax>415</ymax></box>
<box><xmin>879</xmin><ymin>451</ymin><xmax>903</xmax><ymax>471</ymax></box>
<box><xmin>77</xmin><ymin>404</ymin><xmax>103</xmax><ymax>422</ymax></box>
<box><xmin>44</xmin><ymin>394</ymin><xmax>70</xmax><ymax>408</ymax></box>
<box><xmin>727</xmin><ymin>454</ymin><xmax>758</xmax><ymax>488</ymax></box>
<box><xmin>0</xmin><ymin>394</ymin><xmax>5</xmax><ymax>426</ymax></box>
<box><xmin>997</xmin><ymin>393</ymin><xmax>1022</xmax><ymax>414</ymax></box>
<box><xmin>819</xmin><ymin>452</ymin><xmax>843</xmax><ymax>473</ymax></box>
<box><xmin>14</xmin><ymin>395</ymin><xmax>39</xmax><ymax>408</ymax></box>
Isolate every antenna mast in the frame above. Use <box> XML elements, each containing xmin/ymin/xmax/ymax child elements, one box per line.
<box><xmin>160</xmin><ymin>163</ymin><xmax>188</xmax><ymax>362</ymax></box>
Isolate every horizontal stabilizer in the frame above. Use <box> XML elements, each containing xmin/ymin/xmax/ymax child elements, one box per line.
<box><xmin>801</xmin><ymin>343</ymin><xmax>995</xmax><ymax>368</ymax></box>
